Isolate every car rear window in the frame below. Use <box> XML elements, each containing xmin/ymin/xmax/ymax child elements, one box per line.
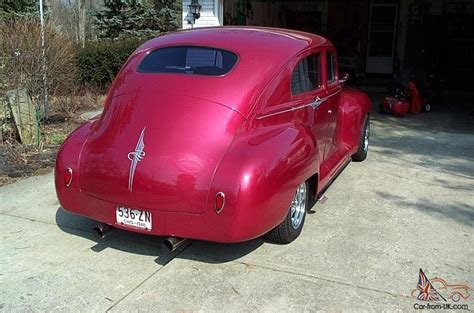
<box><xmin>137</xmin><ymin>46</ymin><xmax>238</xmax><ymax>76</ymax></box>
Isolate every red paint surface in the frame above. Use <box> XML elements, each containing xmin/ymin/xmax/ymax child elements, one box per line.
<box><xmin>408</xmin><ymin>81</ymin><xmax>422</xmax><ymax>114</ymax></box>
<box><xmin>383</xmin><ymin>96</ymin><xmax>410</xmax><ymax>117</ymax></box>
<box><xmin>56</xmin><ymin>27</ymin><xmax>370</xmax><ymax>242</ymax></box>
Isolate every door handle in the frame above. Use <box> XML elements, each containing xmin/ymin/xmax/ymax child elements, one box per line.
<box><xmin>328</xmin><ymin>110</ymin><xmax>332</xmax><ymax>114</ymax></box>
<box><xmin>310</xmin><ymin>96</ymin><xmax>325</xmax><ymax>109</ymax></box>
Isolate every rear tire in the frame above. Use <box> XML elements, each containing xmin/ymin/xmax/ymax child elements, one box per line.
<box><xmin>352</xmin><ymin>116</ymin><xmax>369</xmax><ymax>162</ymax></box>
<box><xmin>265</xmin><ymin>181</ymin><xmax>308</xmax><ymax>244</ymax></box>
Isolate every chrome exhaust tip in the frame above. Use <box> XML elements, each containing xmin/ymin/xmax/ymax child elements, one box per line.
<box><xmin>163</xmin><ymin>237</ymin><xmax>190</xmax><ymax>252</ymax></box>
<box><xmin>93</xmin><ymin>224</ymin><xmax>112</xmax><ymax>240</ymax></box>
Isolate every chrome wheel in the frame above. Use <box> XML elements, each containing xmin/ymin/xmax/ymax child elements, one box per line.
<box><xmin>290</xmin><ymin>182</ymin><xmax>307</xmax><ymax>229</ymax></box>
<box><xmin>265</xmin><ymin>181</ymin><xmax>308</xmax><ymax>243</ymax></box>
<box><xmin>352</xmin><ymin>116</ymin><xmax>369</xmax><ymax>162</ymax></box>
<box><xmin>363</xmin><ymin>121</ymin><xmax>370</xmax><ymax>153</ymax></box>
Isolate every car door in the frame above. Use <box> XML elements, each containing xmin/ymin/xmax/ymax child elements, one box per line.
<box><xmin>289</xmin><ymin>51</ymin><xmax>328</xmax><ymax>164</ymax></box>
<box><xmin>323</xmin><ymin>49</ymin><xmax>346</xmax><ymax>178</ymax></box>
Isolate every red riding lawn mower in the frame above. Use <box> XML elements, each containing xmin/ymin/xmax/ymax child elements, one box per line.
<box><xmin>379</xmin><ymin>68</ymin><xmax>443</xmax><ymax>117</ymax></box>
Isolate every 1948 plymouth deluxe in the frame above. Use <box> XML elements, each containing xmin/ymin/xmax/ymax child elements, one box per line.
<box><xmin>55</xmin><ymin>27</ymin><xmax>370</xmax><ymax>246</ymax></box>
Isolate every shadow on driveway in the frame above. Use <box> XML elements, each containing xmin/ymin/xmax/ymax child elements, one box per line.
<box><xmin>370</xmin><ymin>130</ymin><xmax>474</xmax><ymax>179</ymax></box>
<box><xmin>55</xmin><ymin>207</ymin><xmax>264</xmax><ymax>265</ymax></box>
<box><xmin>375</xmin><ymin>191</ymin><xmax>474</xmax><ymax>228</ymax></box>
<box><xmin>368</xmin><ymin>92</ymin><xmax>474</xmax><ymax>179</ymax></box>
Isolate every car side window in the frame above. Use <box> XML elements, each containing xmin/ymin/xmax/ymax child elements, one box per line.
<box><xmin>291</xmin><ymin>53</ymin><xmax>321</xmax><ymax>96</ymax></box>
<box><xmin>326</xmin><ymin>51</ymin><xmax>337</xmax><ymax>84</ymax></box>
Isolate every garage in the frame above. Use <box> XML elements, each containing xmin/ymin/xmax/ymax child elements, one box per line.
<box><xmin>183</xmin><ymin>0</ymin><xmax>474</xmax><ymax>90</ymax></box>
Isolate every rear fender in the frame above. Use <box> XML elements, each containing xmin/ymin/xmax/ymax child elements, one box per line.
<box><xmin>55</xmin><ymin>121</ymin><xmax>93</xmax><ymax>204</ymax></box>
<box><xmin>208</xmin><ymin>123</ymin><xmax>319</xmax><ymax>241</ymax></box>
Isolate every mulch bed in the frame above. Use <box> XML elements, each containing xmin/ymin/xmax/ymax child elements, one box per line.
<box><xmin>0</xmin><ymin>112</ymin><xmax>86</xmax><ymax>187</ymax></box>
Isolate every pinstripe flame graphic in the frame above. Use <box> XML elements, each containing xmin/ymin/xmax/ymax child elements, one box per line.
<box><xmin>127</xmin><ymin>127</ymin><xmax>146</xmax><ymax>192</ymax></box>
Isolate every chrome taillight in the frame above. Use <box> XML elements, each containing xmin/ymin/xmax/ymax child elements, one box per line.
<box><xmin>64</xmin><ymin>167</ymin><xmax>73</xmax><ymax>187</ymax></box>
<box><xmin>214</xmin><ymin>192</ymin><xmax>225</xmax><ymax>214</ymax></box>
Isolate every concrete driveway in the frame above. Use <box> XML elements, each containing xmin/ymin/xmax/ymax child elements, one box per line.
<box><xmin>1</xmin><ymin>95</ymin><xmax>473</xmax><ymax>312</ymax></box>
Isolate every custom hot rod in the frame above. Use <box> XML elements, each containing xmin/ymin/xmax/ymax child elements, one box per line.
<box><xmin>55</xmin><ymin>27</ymin><xmax>370</xmax><ymax>245</ymax></box>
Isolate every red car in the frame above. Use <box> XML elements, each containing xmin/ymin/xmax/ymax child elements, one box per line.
<box><xmin>55</xmin><ymin>27</ymin><xmax>370</xmax><ymax>245</ymax></box>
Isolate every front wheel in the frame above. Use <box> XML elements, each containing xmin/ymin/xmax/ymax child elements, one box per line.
<box><xmin>265</xmin><ymin>181</ymin><xmax>308</xmax><ymax>244</ymax></box>
<box><xmin>352</xmin><ymin>116</ymin><xmax>369</xmax><ymax>162</ymax></box>
<box><xmin>451</xmin><ymin>292</ymin><xmax>461</xmax><ymax>302</ymax></box>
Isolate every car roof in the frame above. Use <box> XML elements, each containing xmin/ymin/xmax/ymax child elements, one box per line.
<box><xmin>139</xmin><ymin>26</ymin><xmax>332</xmax><ymax>58</ymax></box>
<box><xmin>125</xmin><ymin>27</ymin><xmax>333</xmax><ymax>117</ymax></box>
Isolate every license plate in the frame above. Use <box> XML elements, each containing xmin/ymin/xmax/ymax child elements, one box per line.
<box><xmin>116</xmin><ymin>206</ymin><xmax>152</xmax><ymax>230</ymax></box>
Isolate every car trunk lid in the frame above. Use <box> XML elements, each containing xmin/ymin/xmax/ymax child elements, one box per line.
<box><xmin>78</xmin><ymin>92</ymin><xmax>244</xmax><ymax>214</ymax></box>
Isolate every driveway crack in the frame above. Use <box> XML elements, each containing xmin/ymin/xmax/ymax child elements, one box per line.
<box><xmin>192</xmin><ymin>251</ymin><xmax>411</xmax><ymax>300</ymax></box>
<box><xmin>0</xmin><ymin>212</ymin><xmax>92</xmax><ymax>234</ymax></box>
<box><xmin>105</xmin><ymin>241</ymin><xmax>192</xmax><ymax>312</ymax></box>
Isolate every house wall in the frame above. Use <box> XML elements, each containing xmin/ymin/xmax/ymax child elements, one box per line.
<box><xmin>182</xmin><ymin>0</ymin><xmax>223</xmax><ymax>28</ymax></box>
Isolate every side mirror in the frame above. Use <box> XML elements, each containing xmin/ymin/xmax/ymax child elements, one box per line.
<box><xmin>339</xmin><ymin>72</ymin><xmax>350</xmax><ymax>84</ymax></box>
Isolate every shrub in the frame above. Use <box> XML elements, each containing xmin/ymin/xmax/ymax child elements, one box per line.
<box><xmin>0</xmin><ymin>18</ymin><xmax>77</xmax><ymax>120</ymax></box>
<box><xmin>77</xmin><ymin>38</ymin><xmax>144</xmax><ymax>89</ymax></box>
<box><xmin>51</xmin><ymin>87</ymin><xmax>101</xmax><ymax>117</ymax></box>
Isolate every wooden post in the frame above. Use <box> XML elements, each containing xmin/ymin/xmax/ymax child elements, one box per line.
<box><xmin>6</xmin><ymin>89</ymin><xmax>40</xmax><ymax>145</ymax></box>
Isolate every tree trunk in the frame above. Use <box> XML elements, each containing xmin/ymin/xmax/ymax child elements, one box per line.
<box><xmin>78</xmin><ymin>0</ymin><xmax>86</xmax><ymax>48</ymax></box>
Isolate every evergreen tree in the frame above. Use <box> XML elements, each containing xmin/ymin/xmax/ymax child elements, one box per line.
<box><xmin>90</xmin><ymin>0</ymin><xmax>181</xmax><ymax>40</ymax></box>
<box><xmin>0</xmin><ymin>0</ymin><xmax>47</xmax><ymax>19</ymax></box>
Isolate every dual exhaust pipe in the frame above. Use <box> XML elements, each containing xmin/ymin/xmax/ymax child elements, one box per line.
<box><xmin>93</xmin><ymin>223</ymin><xmax>189</xmax><ymax>252</ymax></box>
<box><xmin>93</xmin><ymin>223</ymin><xmax>112</xmax><ymax>240</ymax></box>
<box><xmin>162</xmin><ymin>237</ymin><xmax>190</xmax><ymax>252</ymax></box>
